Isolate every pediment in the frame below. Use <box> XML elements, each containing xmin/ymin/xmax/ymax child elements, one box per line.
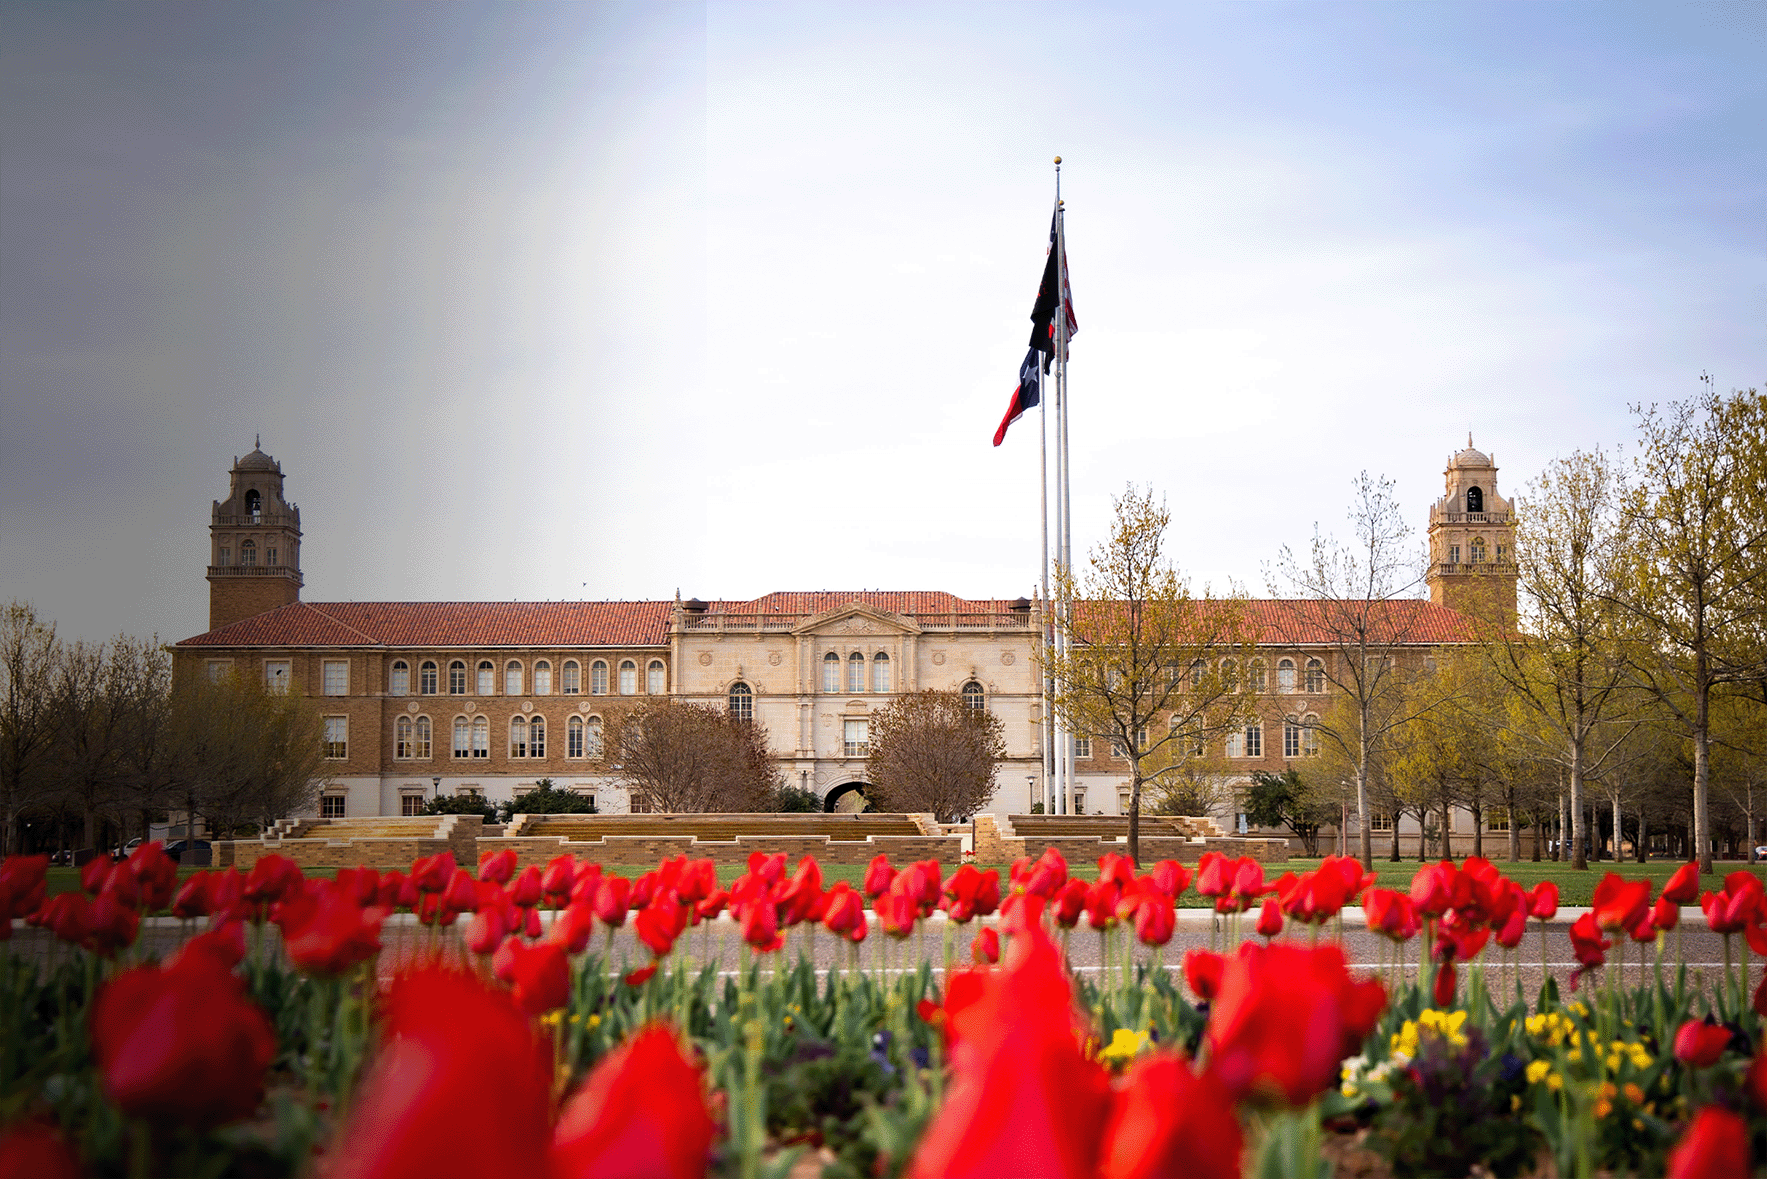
<box><xmin>792</xmin><ymin>601</ymin><xmax>921</xmax><ymax>638</ymax></box>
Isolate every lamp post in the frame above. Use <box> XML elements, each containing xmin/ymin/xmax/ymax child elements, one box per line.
<box><xmin>432</xmin><ymin>776</ymin><xmax>441</xmax><ymax>799</ymax></box>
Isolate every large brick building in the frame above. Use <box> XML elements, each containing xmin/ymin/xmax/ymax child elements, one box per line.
<box><xmin>173</xmin><ymin>441</ymin><xmax>1517</xmax><ymax>835</ymax></box>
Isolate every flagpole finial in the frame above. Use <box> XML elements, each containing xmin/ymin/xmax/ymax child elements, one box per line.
<box><xmin>1053</xmin><ymin>156</ymin><xmax>1061</xmax><ymax>165</ymax></box>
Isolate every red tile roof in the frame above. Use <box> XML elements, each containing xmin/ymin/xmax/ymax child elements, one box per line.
<box><xmin>1239</xmin><ymin>598</ymin><xmax>1478</xmax><ymax>645</ymax></box>
<box><xmin>176</xmin><ymin>601</ymin><xmax>673</xmax><ymax>649</ymax></box>
<box><xmin>705</xmin><ymin>591</ymin><xmax>1025</xmax><ymax>617</ymax></box>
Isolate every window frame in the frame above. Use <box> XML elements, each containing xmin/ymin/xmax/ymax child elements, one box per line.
<box><xmin>647</xmin><ymin>660</ymin><xmax>666</xmax><ymax>694</ymax></box>
<box><xmin>510</xmin><ymin>716</ymin><xmax>528</xmax><ymax>759</ymax></box>
<box><xmin>420</xmin><ymin>660</ymin><xmax>438</xmax><ymax>695</ymax></box>
<box><xmin>471</xmin><ymin>716</ymin><xmax>489</xmax><ymax>758</ymax></box>
<box><xmin>390</xmin><ymin>660</ymin><xmax>410</xmax><ymax>696</ymax></box>
<box><xmin>590</xmin><ymin>660</ymin><xmax>608</xmax><ymax>695</ymax></box>
<box><xmin>413</xmin><ymin>715</ymin><xmax>431</xmax><ymax>759</ymax></box>
<box><xmin>843</xmin><ymin>718</ymin><xmax>869</xmax><ymax>758</ymax></box>
<box><xmin>323</xmin><ymin>716</ymin><xmax>347</xmax><ymax>760</ymax></box>
<box><xmin>823</xmin><ymin>652</ymin><xmax>840</xmax><ymax>693</ymax></box>
<box><xmin>529</xmin><ymin>715</ymin><xmax>545</xmax><ymax>759</ymax></box>
<box><xmin>322</xmin><ymin>659</ymin><xmax>349</xmax><ymax>697</ymax></box>
<box><xmin>561</xmin><ymin>660</ymin><xmax>580</xmax><ymax>694</ymax></box>
<box><xmin>396</xmin><ymin>715</ymin><xmax>414</xmax><ymax>759</ymax></box>
<box><xmin>448</xmin><ymin>661</ymin><xmax>467</xmax><ymax>695</ymax></box>
<box><xmin>505</xmin><ymin>661</ymin><xmax>524</xmax><ymax>696</ymax></box>
<box><xmin>960</xmin><ymin>681</ymin><xmax>985</xmax><ymax>712</ymax></box>
<box><xmin>618</xmin><ymin>660</ymin><xmax>637</xmax><ymax>695</ymax></box>
<box><xmin>567</xmin><ymin>715</ymin><xmax>585</xmax><ymax>758</ymax></box>
<box><xmin>1277</xmin><ymin>658</ymin><xmax>1296</xmax><ymax>693</ymax></box>
<box><xmin>533</xmin><ymin>661</ymin><xmax>552</xmax><ymax>696</ymax></box>
<box><xmin>477</xmin><ymin>661</ymin><xmax>495</xmax><ymax>696</ymax></box>
<box><xmin>453</xmin><ymin>716</ymin><xmax>471</xmax><ymax>758</ymax></box>
<box><xmin>728</xmin><ymin>682</ymin><xmax>753</xmax><ymax>723</ymax></box>
<box><xmin>847</xmin><ymin>652</ymin><xmax>866</xmax><ymax>693</ymax></box>
<box><xmin>1073</xmin><ymin>735</ymin><xmax>1091</xmax><ymax>759</ymax></box>
<box><xmin>321</xmin><ymin>794</ymin><xmax>347</xmax><ymax>819</ymax></box>
<box><xmin>1303</xmin><ymin>659</ymin><xmax>1325</xmax><ymax>694</ymax></box>
<box><xmin>265</xmin><ymin>660</ymin><xmax>291</xmax><ymax>695</ymax></box>
<box><xmin>872</xmin><ymin>652</ymin><xmax>891</xmax><ymax>693</ymax></box>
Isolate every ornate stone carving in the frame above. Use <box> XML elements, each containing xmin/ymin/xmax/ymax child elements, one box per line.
<box><xmin>931</xmin><ymin>652</ymin><xmax>946</xmax><ymax>665</ymax></box>
<box><xmin>767</xmin><ymin>650</ymin><xmax>782</xmax><ymax>666</ymax></box>
<box><xmin>1000</xmin><ymin>652</ymin><xmax>1016</xmax><ymax>665</ymax></box>
<box><xmin>698</xmin><ymin>652</ymin><xmax>714</xmax><ymax>665</ymax></box>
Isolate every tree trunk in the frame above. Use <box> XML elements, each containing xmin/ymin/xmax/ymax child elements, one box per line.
<box><xmin>1569</xmin><ymin>743</ymin><xmax>1586</xmax><ymax>870</ymax></box>
<box><xmin>1507</xmin><ymin>804</ymin><xmax>1520</xmax><ymax>862</ymax></box>
<box><xmin>1694</xmin><ymin>658</ymin><xmax>1712</xmax><ymax>874</ymax></box>
<box><xmin>1472</xmin><ymin>805</ymin><xmax>1484</xmax><ymax>859</ymax></box>
<box><xmin>1612</xmin><ymin>793</ymin><xmax>1623</xmax><ymax>864</ymax></box>
<box><xmin>1389</xmin><ymin>815</ymin><xmax>1401</xmax><ymax>862</ymax></box>
<box><xmin>1441</xmin><ymin>803</ymin><xmax>1453</xmax><ymax>861</ymax></box>
<box><xmin>1531</xmin><ymin>812</ymin><xmax>1542</xmax><ymax>862</ymax></box>
<box><xmin>1127</xmin><ymin>766</ymin><xmax>1142</xmax><ymax>867</ymax></box>
<box><xmin>1637</xmin><ymin>809</ymin><xmax>1648</xmax><ymax>864</ymax></box>
<box><xmin>1356</xmin><ymin>716</ymin><xmax>1373</xmax><ymax>870</ymax></box>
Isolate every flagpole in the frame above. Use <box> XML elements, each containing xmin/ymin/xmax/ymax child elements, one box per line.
<box><xmin>1055</xmin><ymin>163</ymin><xmax>1074</xmax><ymax>816</ymax></box>
<box><xmin>1039</xmin><ymin>354</ymin><xmax>1053</xmax><ymax>815</ymax></box>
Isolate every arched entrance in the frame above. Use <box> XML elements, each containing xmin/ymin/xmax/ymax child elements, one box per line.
<box><xmin>823</xmin><ymin>781</ymin><xmax>871</xmax><ymax>813</ymax></box>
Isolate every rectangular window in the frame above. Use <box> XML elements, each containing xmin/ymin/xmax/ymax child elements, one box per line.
<box><xmin>1073</xmin><ymin>736</ymin><xmax>1091</xmax><ymax>760</ymax></box>
<box><xmin>206</xmin><ymin>660</ymin><xmax>230</xmax><ymax>683</ymax></box>
<box><xmin>471</xmin><ymin>718</ymin><xmax>488</xmax><ymax>758</ymax></box>
<box><xmin>1369</xmin><ymin>813</ymin><xmax>1395</xmax><ymax>833</ymax></box>
<box><xmin>413</xmin><ymin>716</ymin><xmax>431</xmax><ymax>759</ymax></box>
<box><xmin>529</xmin><ymin>718</ymin><xmax>545</xmax><ymax>759</ymax></box>
<box><xmin>1244</xmin><ymin>722</ymin><xmax>1262</xmax><ymax>759</ymax></box>
<box><xmin>323</xmin><ymin>716</ymin><xmax>347</xmax><ymax>760</ymax></box>
<box><xmin>267</xmin><ymin>547</ymin><xmax>278</xmax><ymax>566</ymax></box>
<box><xmin>1488</xmin><ymin>809</ymin><xmax>1511</xmax><ymax>832</ymax></box>
<box><xmin>1136</xmin><ymin>725</ymin><xmax>1148</xmax><ymax>751</ymax></box>
<box><xmin>219</xmin><ymin>547</ymin><xmax>230</xmax><ymax>566</ymax></box>
<box><xmin>400</xmin><ymin>794</ymin><xmax>425</xmax><ymax>817</ymax></box>
<box><xmin>320</xmin><ymin>794</ymin><xmax>346</xmax><ymax>819</ymax></box>
<box><xmin>265</xmin><ymin>661</ymin><xmax>290</xmax><ymax>694</ymax></box>
<box><xmin>1225</xmin><ymin>730</ymin><xmax>1242</xmax><ymax>758</ymax></box>
<box><xmin>1449</xmin><ymin>544</ymin><xmax>1461</xmax><ymax>565</ymax></box>
<box><xmin>323</xmin><ymin>660</ymin><xmax>348</xmax><ymax>696</ymax></box>
<box><xmin>1074</xmin><ymin>789</ymin><xmax>1086</xmax><ymax>814</ymax></box>
<box><xmin>843</xmin><ymin>718</ymin><xmax>869</xmax><ymax>758</ymax></box>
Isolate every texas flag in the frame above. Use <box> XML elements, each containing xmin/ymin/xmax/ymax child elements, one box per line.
<box><xmin>992</xmin><ymin>348</ymin><xmax>1042</xmax><ymax>447</ymax></box>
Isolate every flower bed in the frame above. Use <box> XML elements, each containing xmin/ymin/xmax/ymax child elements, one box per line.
<box><xmin>2</xmin><ymin>844</ymin><xmax>1765</xmax><ymax>1177</ymax></box>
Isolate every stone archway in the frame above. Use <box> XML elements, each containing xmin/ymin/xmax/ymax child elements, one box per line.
<box><xmin>823</xmin><ymin>781</ymin><xmax>871</xmax><ymax>813</ymax></box>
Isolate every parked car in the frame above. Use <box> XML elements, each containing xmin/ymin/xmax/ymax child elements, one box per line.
<box><xmin>1754</xmin><ymin>845</ymin><xmax>1767</xmax><ymax>859</ymax></box>
<box><xmin>164</xmin><ymin>839</ymin><xmax>212</xmax><ymax>858</ymax></box>
<box><xmin>49</xmin><ymin>848</ymin><xmax>74</xmax><ymax>866</ymax></box>
<box><xmin>112</xmin><ymin>837</ymin><xmax>144</xmax><ymax>860</ymax></box>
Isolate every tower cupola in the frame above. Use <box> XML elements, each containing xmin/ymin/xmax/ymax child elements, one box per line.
<box><xmin>1425</xmin><ymin>435</ymin><xmax>1516</xmax><ymax>619</ymax></box>
<box><xmin>207</xmin><ymin>438</ymin><xmax>303</xmax><ymax>630</ymax></box>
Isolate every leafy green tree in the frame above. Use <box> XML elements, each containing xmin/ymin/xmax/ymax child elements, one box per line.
<box><xmin>1244</xmin><ymin>768</ymin><xmax>1334</xmax><ymax>857</ymax></box>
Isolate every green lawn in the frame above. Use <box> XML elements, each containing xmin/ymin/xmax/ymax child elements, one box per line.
<box><xmin>37</xmin><ymin>858</ymin><xmax>1765</xmax><ymax>910</ymax></box>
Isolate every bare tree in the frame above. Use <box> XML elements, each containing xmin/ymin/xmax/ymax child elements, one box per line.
<box><xmin>50</xmin><ymin>640</ymin><xmax>135</xmax><ymax>850</ymax></box>
<box><xmin>170</xmin><ymin>670</ymin><xmax>326</xmax><ymax>836</ymax></box>
<box><xmin>865</xmin><ymin>690</ymin><xmax>1006</xmax><ymax>823</ymax></box>
<box><xmin>611</xmin><ymin>700</ymin><xmax>781</xmax><ymax>813</ymax></box>
<box><xmin>0</xmin><ymin>603</ymin><xmax>60</xmax><ymax>856</ymax></box>
<box><xmin>1610</xmin><ymin>384</ymin><xmax>1767</xmax><ymax>872</ymax></box>
<box><xmin>1046</xmin><ymin>485</ymin><xmax>1255</xmax><ymax>865</ymax></box>
<box><xmin>1268</xmin><ymin>473</ymin><xmax>1450</xmax><ymax>869</ymax></box>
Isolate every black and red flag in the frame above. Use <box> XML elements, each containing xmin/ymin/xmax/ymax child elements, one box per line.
<box><xmin>1027</xmin><ymin>208</ymin><xmax>1078</xmax><ymax>370</ymax></box>
<box><xmin>991</xmin><ymin>348</ymin><xmax>1042</xmax><ymax>447</ymax></box>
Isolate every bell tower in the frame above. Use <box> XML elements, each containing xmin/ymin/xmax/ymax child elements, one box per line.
<box><xmin>1426</xmin><ymin>435</ymin><xmax>1516</xmax><ymax>620</ymax></box>
<box><xmin>207</xmin><ymin>439</ymin><xmax>303</xmax><ymax>630</ymax></box>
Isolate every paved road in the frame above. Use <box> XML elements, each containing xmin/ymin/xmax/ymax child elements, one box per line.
<box><xmin>11</xmin><ymin>908</ymin><xmax>1750</xmax><ymax>1010</ymax></box>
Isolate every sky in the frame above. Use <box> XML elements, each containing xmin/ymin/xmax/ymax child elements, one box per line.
<box><xmin>1</xmin><ymin>2</ymin><xmax>1761</xmax><ymax>646</ymax></box>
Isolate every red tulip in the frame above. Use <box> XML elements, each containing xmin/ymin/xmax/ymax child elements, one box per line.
<box><xmin>1567</xmin><ymin>911</ymin><xmax>1612</xmax><ymax>991</ymax></box>
<box><xmin>1085</xmin><ymin>880</ymin><xmax>1122</xmax><ymax>931</ymax></box>
<box><xmin>99</xmin><ymin>861</ymin><xmax>141</xmax><ymax>910</ymax></box>
<box><xmin>541</xmin><ymin>855</ymin><xmax>577</xmax><ymax>904</ymax></box>
<box><xmin>1205</xmin><ymin>942</ymin><xmax>1387</xmax><ymax>1107</ymax></box>
<box><xmin>906</xmin><ymin>926</ymin><xmax>1111</xmax><ymax>1179</ymax></box>
<box><xmin>1256</xmin><ymin>897</ymin><xmax>1284</xmax><ymax>939</ymax></box>
<box><xmin>477</xmin><ymin>848</ymin><xmax>518</xmax><ymax>884</ymax></box>
<box><xmin>876</xmin><ymin>887</ymin><xmax>919</xmax><ymax>939</ymax></box>
<box><xmin>972</xmin><ymin>927</ymin><xmax>1001</xmax><ymax>964</ymax></box>
<box><xmin>336</xmin><ymin>865</ymin><xmax>381</xmax><ymax>906</ymax></box>
<box><xmin>1673</xmin><ymin>1020</ymin><xmax>1732</xmax><ymax>1068</ymax></box>
<box><xmin>821</xmin><ymin>883</ymin><xmax>865</xmax><ymax>940</ymax></box>
<box><xmin>244</xmin><ymin>854</ymin><xmax>303</xmax><ymax>907</ymax></box>
<box><xmin>0</xmin><ymin>1120</ymin><xmax>82</xmax><ymax>1179</ymax></box>
<box><xmin>126</xmin><ymin>843</ymin><xmax>178</xmax><ymax>911</ymax></box>
<box><xmin>1023</xmin><ymin>847</ymin><xmax>1069</xmax><ymax>898</ymax></box>
<box><xmin>624</xmin><ymin>963</ymin><xmax>657</xmax><ymax>987</ymax></box>
<box><xmin>748</xmin><ymin>850</ymin><xmax>787</xmax><ymax>888</ymax></box>
<box><xmin>169</xmin><ymin>921</ymin><xmax>246</xmax><ymax>972</ymax></box>
<box><xmin>41</xmin><ymin>892</ymin><xmax>94</xmax><ymax>948</ymax></box>
<box><xmin>550</xmin><ymin>1024</ymin><xmax>716</xmax><ymax>1179</ymax></box>
<box><xmin>1148</xmin><ymin>859</ymin><xmax>1191</xmax><ymax>901</ymax></box>
<box><xmin>1592</xmin><ymin>873</ymin><xmax>1652</xmax><ymax>934</ymax></box>
<box><xmin>593</xmin><ymin>877</ymin><xmax>631</xmax><ymax>928</ymax></box>
<box><xmin>1096</xmin><ymin>1052</ymin><xmax>1242</xmax><ymax>1179</ymax></box>
<box><xmin>90</xmin><ymin>951</ymin><xmax>275</xmax><ymax>1130</ymax></box>
<box><xmin>548</xmin><ymin>904</ymin><xmax>596</xmax><ymax>954</ymax></box>
<box><xmin>1526</xmin><ymin>881</ymin><xmax>1559</xmax><ymax>921</ymax></box>
<box><xmin>466</xmin><ymin>906</ymin><xmax>507</xmax><ymax>956</ymax></box>
<box><xmin>1054</xmin><ymin>878</ymin><xmax>1088</xmax><ymax>929</ymax></box>
<box><xmin>1363</xmin><ymin>888</ymin><xmax>1421</xmax><ymax>943</ymax></box>
<box><xmin>1661</xmin><ymin>861</ymin><xmax>1701</xmax><ymax>905</ymax></box>
<box><xmin>326</xmin><ymin>968</ymin><xmax>552</xmax><ymax>1178</ymax></box>
<box><xmin>635</xmin><ymin>900</ymin><xmax>686</xmax><ymax>959</ymax></box>
<box><xmin>1134</xmin><ymin>894</ymin><xmax>1177</xmax><ymax>947</ymax></box>
<box><xmin>1494</xmin><ymin>902</ymin><xmax>1528</xmax><ymax>950</ymax></box>
<box><xmin>0</xmin><ymin>854</ymin><xmax>49</xmax><ymax>925</ymax></box>
<box><xmin>1228</xmin><ymin>857</ymin><xmax>1274</xmax><ymax>912</ymax></box>
<box><xmin>508</xmin><ymin>864</ymin><xmax>543</xmax><ymax>909</ymax></box>
<box><xmin>375</xmin><ymin>869</ymin><xmax>408</xmax><ymax>910</ymax></box>
<box><xmin>442</xmin><ymin>868</ymin><xmax>479</xmax><ymax>916</ymax></box>
<box><xmin>1183</xmin><ymin>948</ymin><xmax>1224</xmax><ymax>1002</ymax></box>
<box><xmin>695</xmin><ymin>889</ymin><xmax>729</xmax><ymax>922</ymax></box>
<box><xmin>1652</xmin><ymin>895</ymin><xmax>1681</xmax><ymax>933</ymax></box>
<box><xmin>507</xmin><ymin>940</ymin><xmax>571</xmax><ymax>1015</ymax></box>
<box><xmin>1665</xmin><ymin>1106</ymin><xmax>1749</xmax><ymax>1179</ymax></box>
<box><xmin>908</xmin><ymin>860</ymin><xmax>944</xmax><ymax>914</ymax></box>
<box><xmin>1097</xmin><ymin>852</ymin><xmax>1136</xmax><ymax>890</ymax></box>
<box><xmin>1701</xmin><ymin>887</ymin><xmax>1756</xmax><ymax>935</ymax></box>
<box><xmin>87</xmin><ymin>894</ymin><xmax>141</xmax><ymax>957</ymax></box>
<box><xmin>1433</xmin><ymin>959</ymin><xmax>1457</xmax><ymax>1007</ymax></box>
<box><xmin>740</xmin><ymin>897</ymin><xmax>782</xmax><ymax>953</ymax></box>
<box><xmin>80</xmin><ymin>856</ymin><xmax>112</xmax><ymax>895</ymax></box>
<box><xmin>278</xmin><ymin>880</ymin><xmax>387</xmax><ymax>977</ymax></box>
<box><xmin>570</xmin><ymin>862</ymin><xmax>605</xmax><ymax>907</ymax></box>
<box><xmin>863</xmin><ymin>854</ymin><xmax>896</xmax><ymax>899</ymax></box>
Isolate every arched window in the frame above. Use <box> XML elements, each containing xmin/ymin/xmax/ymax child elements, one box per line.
<box><xmin>728</xmin><ymin>681</ymin><xmax>753</xmax><ymax>722</ymax></box>
<box><xmin>618</xmin><ymin>660</ymin><xmax>637</xmax><ymax>695</ymax></box>
<box><xmin>1466</xmin><ymin>486</ymin><xmax>1483</xmax><ymax>513</ymax></box>
<box><xmin>244</xmin><ymin>489</ymin><xmax>261</xmax><ymax>517</ymax></box>
<box><xmin>1470</xmin><ymin>537</ymin><xmax>1487</xmax><ymax>563</ymax></box>
<box><xmin>1304</xmin><ymin>658</ymin><xmax>1325</xmax><ymax>694</ymax></box>
<box><xmin>1248</xmin><ymin>659</ymin><xmax>1267</xmax><ymax>694</ymax></box>
<box><xmin>477</xmin><ymin>661</ymin><xmax>495</xmax><ymax>696</ymax></box>
<box><xmin>561</xmin><ymin>660</ymin><xmax>580</xmax><ymax>694</ymax></box>
<box><xmin>590</xmin><ymin>660</ymin><xmax>608</xmax><ymax>695</ymax></box>
<box><xmin>413</xmin><ymin>716</ymin><xmax>431</xmax><ymax>759</ymax></box>
<box><xmin>961</xmin><ymin>681</ymin><xmax>984</xmax><ymax>712</ymax></box>
<box><xmin>390</xmin><ymin>660</ymin><xmax>410</xmax><ymax>696</ymax></box>
<box><xmin>1190</xmin><ymin>660</ymin><xmax>1206</xmax><ymax>687</ymax></box>
<box><xmin>449</xmin><ymin>661</ymin><xmax>467</xmax><ymax>695</ymax></box>
<box><xmin>822</xmin><ymin>652</ymin><xmax>840</xmax><ymax>693</ymax></box>
<box><xmin>453</xmin><ymin>716</ymin><xmax>470</xmax><ymax>758</ymax></box>
<box><xmin>533</xmin><ymin>661</ymin><xmax>551</xmax><ymax>695</ymax></box>
<box><xmin>567</xmin><ymin>715</ymin><xmax>584</xmax><ymax>758</ymax></box>
<box><xmin>505</xmin><ymin>661</ymin><xmax>523</xmax><ymax>696</ymax></box>
<box><xmin>1221</xmin><ymin>660</ymin><xmax>1239</xmax><ymax>693</ymax></box>
<box><xmin>471</xmin><ymin>716</ymin><xmax>489</xmax><ymax>758</ymax></box>
<box><xmin>872</xmin><ymin>653</ymin><xmax>891</xmax><ymax>693</ymax></box>
<box><xmin>421</xmin><ymin>661</ymin><xmax>438</xmax><ymax>695</ymax></box>
<box><xmin>529</xmin><ymin>716</ymin><xmax>545</xmax><ymax>759</ymax></box>
<box><xmin>647</xmin><ymin>660</ymin><xmax>666</xmax><ymax>694</ymax></box>
<box><xmin>1277</xmin><ymin>658</ymin><xmax>1296</xmax><ymax>693</ymax></box>
<box><xmin>240</xmin><ymin>539</ymin><xmax>257</xmax><ymax>567</ymax></box>
<box><xmin>848</xmin><ymin>652</ymin><xmax>865</xmax><ymax>693</ymax></box>
<box><xmin>586</xmin><ymin>716</ymin><xmax>604</xmax><ymax>757</ymax></box>
<box><xmin>396</xmin><ymin>716</ymin><xmax>414</xmax><ymax>759</ymax></box>
<box><xmin>510</xmin><ymin>717</ymin><xmax>528</xmax><ymax>758</ymax></box>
